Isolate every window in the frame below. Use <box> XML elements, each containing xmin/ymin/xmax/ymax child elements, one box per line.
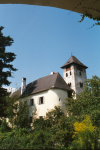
<box><xmin>30</xmin><ymin>99</ymin><xmax>34</xmax><ymax>106</ymax></box>
<box><xmin>59</xmin><ymin>98</ymin><xmax>61</xmax><ymax>102</ymax></box>
<box><xmin>70</xmin><ymin>71</ymin><xmax>72</xmax><ymax>75</ymax></box>
<box><xmin>79</xmin><ymin>71</ymin><xmax>81</xmax><ymax>76</ymax></box>
<box><xmin>77</xmin><ymin>66</ymin><xmax>82</xmax><ymax>71</ymax></box>
<box><xmin>68</xmin><ymin>83</ymin><xmax>71</xmax><ymax>88</ymax></box>
<box><xmin>68</xmin><ymin>91</ymin><xmax>72</xmax><ymax>98</ymax></box>
<box><xmin>66</xmin><ymin>73</ymin><xmax>68</xmax><ymax>77</ymax></box>
<box><xmin>80</xmin><ymin>82</ymin><xmax>83</xmax><ymax>88</ymax></box>
<box><xmin>39</xmin><ymin>116</ymin><xmax>43</xmax><ymax>119</ymax></box>
<box><xmin>39</xmin><ymin>97</ymin><xmax>44</xmax><ymax>104</ymax></box>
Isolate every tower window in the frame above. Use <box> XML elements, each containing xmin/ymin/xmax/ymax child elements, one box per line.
<box><xmin>79</xmin><ymin>72</ymin><xmax>81</xmax><ymax>76</ymax></box>
<box><xmin>77</xmin><ymin>66</ymin><xmax>82</xmax><ymax>71</ymax></box>
<box><xmin>66</xmin><ymin>73</ymin><xmax>68</xmax><ymax>77</ymax></box>
<box><xmin>70</xmin><ymin>71</ymin><xmax>72</xmax><ymax>75</ymax></box>
<box><xmin>80</xmin><ymin>83</ymin><xmax>83</xmax><ymax>88</ymax></box>
<box><xmin>68</xmin><ymin>83</ymin><xmax>71</xmax><ymax>88</ymax></box>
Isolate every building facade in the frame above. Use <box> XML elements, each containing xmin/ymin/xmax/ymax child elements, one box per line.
<box><xmin>12</xmin><ymin>55</ymin><xmax>88</xmax><ymax>121</ymax></box>
<box><xmin>13</xmin><ymin>72</ymin><xmax>72</xmax><ymax>120</ymax></box>
<box><xmin>61</xmin><ymin>55</ymin><xmax>88</xmax><ymax>96</ymax></box>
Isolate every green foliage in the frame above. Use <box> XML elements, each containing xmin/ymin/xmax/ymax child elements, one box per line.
<box><xmin>14</xmin><ymin>128</ymin><xmax>29</xmax><ymax>137</ymax></box>
<box><xmin>0</xmin><ymin>26</ymin><xmax>17</xmax><ymax>118</ymax></box>
<box><xmin>66</xmin><ymin>75</ymin><xmax>100</xmax><ymax>127</ymax></box>
<box><xmin>0</xmin><ymin>119</ymin><xmax>11</xmax><ymax>133</ymax></box>
<box><xmin>72</xmin><ymin>115</ymin><xmax>97</xmax><ymax>149</ymax></box>
<box><xmin>3</xmin><ymin>95</ymin><xmax>18</xmax><ymax>129</ymax></box>
<box><xmin>33</xmin><ymin>106</ymin><xmax>74</xmax><ymax>149</ymax></box>
<box><xmin>14</xmin><ymin>99</ymin><xmax>32</xmax><ymax>129</ymax></box>
<box><xmin>79</xmin><ymin>14</ymin><xmax>100</xmax><ymax>29</ymax></box>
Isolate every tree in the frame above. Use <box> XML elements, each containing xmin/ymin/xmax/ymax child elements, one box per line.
<box><xmin>65</xmin><ymin>75</ymin><xmax>100</xmax><ymax>127</ymax></box>
<box><xmin>79</xmin><ymin>14</ymin><xmax>100</xmax><ymax>29</ymax></box>
<box><xmin>33</xmin><ymin>106</ymin><xmax>74</xmax><ymax>149</ymax></box>
<box><xmin>0</xmin><ymin>26</ymin><xmax>17</xmax><ymax>118</ymax></box>
<box><xmin>14</xmin><ymin>99</ymin><xmax>32</xmax><ymax>129</ymax></box>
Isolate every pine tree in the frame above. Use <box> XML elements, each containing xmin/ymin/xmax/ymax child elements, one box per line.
<box><xmin>0</xmin><ymin>26</ymin><xmax>17</xmax><ymax>118</ymax></box>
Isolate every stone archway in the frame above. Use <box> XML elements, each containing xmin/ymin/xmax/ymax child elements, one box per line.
<box><xmin>0</xmin><ymin>0</ymin><xmax>100</xmax><ymax>19</ymax></box>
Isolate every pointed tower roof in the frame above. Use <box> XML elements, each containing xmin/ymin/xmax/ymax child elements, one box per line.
<box><xmin>61</xmin><ymin>56</ymin><xmax>88</xmax><ymax>69</ymax></box>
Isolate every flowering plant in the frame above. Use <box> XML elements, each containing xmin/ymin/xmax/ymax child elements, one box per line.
<box><xmin>72</xmin><ymin>115</ymin><xmax>97</xmax><ymax>149</ymax></box>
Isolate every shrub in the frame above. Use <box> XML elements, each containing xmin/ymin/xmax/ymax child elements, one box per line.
<box><xmin>0</xmin><ymin>119</ymin><xmax>11</xmax><ymax>133</ymax></box>
<box><xmin>72</xmin><ymin>115</ymin><xmax>98</xmax><ymax>149</ymax></box>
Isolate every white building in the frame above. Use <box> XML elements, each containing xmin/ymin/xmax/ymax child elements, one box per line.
<box><xmin>12</xmin><ymin>72</ymin><xmax>72</xmax><ymax>119</ymax></box>
<box><xmin>12</xmin><ymin>55</ymin><xmax>88</xmax><ymax>120</ymax></box>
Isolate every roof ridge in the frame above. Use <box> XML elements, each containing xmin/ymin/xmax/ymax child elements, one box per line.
<box><xmin>53</xmin><ymin>73</ymin><xmax>71</xmax><ymax>91</ymax></box>
<box><xmin>26</xmin><ymin>72</ymin><xmax>58</xmax><ymax>87</ymax></box>
<box><xmin>53</xmin><ymin>72</ymin><xmax>59</xmax><ymax>87</ymax></box>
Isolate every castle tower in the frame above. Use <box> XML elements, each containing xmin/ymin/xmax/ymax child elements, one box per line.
<box><xmin>61</xmin><ymin>55</ymin><xmax>88</xmax><ymax>96</ymax></box>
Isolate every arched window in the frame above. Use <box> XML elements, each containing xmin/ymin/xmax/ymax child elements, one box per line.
<box><xmin>68</xmin><ymin>83</ymin><xmax>71</xmax><ymax>88</ymax></box>
<box><xmin>70</xmin><ymin>71</ymin><xmax>72</xmax><ymax>75</ymax></box>
<box><xmin>66</xmin><ymin>73</ymin><xmax>68</xmax><ymax>77</ymax></box>
<box><xmin>80</xmin><ymin>82</ymin><xmax>83</xmax><ymax>88</ymax></box>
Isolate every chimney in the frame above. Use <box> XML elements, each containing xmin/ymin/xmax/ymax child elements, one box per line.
<box><xmin>21</xmin><ymin>77</ymin><xmax>26</xmax><ymax>95</ymax></box>
<box><xmin>51</xmin><ymin>71</ymin><xmax>55</xmax><ymax>75</ymax></box>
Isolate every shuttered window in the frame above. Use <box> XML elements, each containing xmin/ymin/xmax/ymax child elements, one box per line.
<box><xmin>39</xmin><ymin>97</ymin><xmax>43</xmax><ymax>104</ymax></box>
<box><xmin>37</xmin><ymin>96</ymin><xmax>45</xmax><ymax>105</ymax></box>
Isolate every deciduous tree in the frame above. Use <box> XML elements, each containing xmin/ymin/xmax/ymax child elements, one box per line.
<box><xmin>65</xmin><ymin>75</ymin><xmax>100</xmax><ymax>127</ymax></box>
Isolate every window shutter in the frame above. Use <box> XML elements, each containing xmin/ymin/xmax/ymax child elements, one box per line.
<box><xmin>37</xmin><ymin>98</ymin><xmax>40</xmax><ymax>105</ymax></box>
<box><xmin>33</xmin><ymin>99</ymin><xmax>34</xmax><ymax>105</ymax></box>
<box><xmin>43</xmin><ymin>96</ymin><xmax>45</xmax><ymax>104</ymax></box>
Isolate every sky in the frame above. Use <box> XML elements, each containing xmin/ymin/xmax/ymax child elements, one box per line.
<box><xmin>1</xmin><ymin>4</ymin><xmax>100</xmax><ymax>89</ymax></box>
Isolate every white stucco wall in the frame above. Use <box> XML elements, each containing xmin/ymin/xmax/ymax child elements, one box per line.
<box><xmin>24</xmin><ymin>88</ymin><xmax>68</xmax><ymax>118</ymax></box>
<box><xmin>74</xmin><ymin>65</ymin><xmax>87</xmax><ymax>95</ymax></box>
<box><xmin>63</xmin><ymin>64</ymin><xmax>87</xmax><ymax>96</ymax></box>
<box><xmin>63</xmin><ymin>64</ymin><xmax>76</xmax><ymax>93</ymax></box>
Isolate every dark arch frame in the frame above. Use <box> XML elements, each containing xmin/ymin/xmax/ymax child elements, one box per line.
<box><xmin>0</xmin><ymin>0</ymin><xmax>100</xmax><ymax>19</ymax></box>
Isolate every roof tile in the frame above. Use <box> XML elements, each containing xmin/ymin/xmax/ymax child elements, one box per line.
<box><xmin>61</xmin><ymin>56</ymin><xmax>88</xmax><ymax>69</ymax></box>
<box><xmin>12</xmin><ymin>73</ymin><xmax>71</xmax><ymax>98</ymax></box>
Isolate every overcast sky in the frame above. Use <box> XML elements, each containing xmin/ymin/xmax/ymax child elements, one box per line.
<box><xmin>1</xmin><ymin>4</ymin><xmax>100</xmax><ymax>89</ymax></box>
